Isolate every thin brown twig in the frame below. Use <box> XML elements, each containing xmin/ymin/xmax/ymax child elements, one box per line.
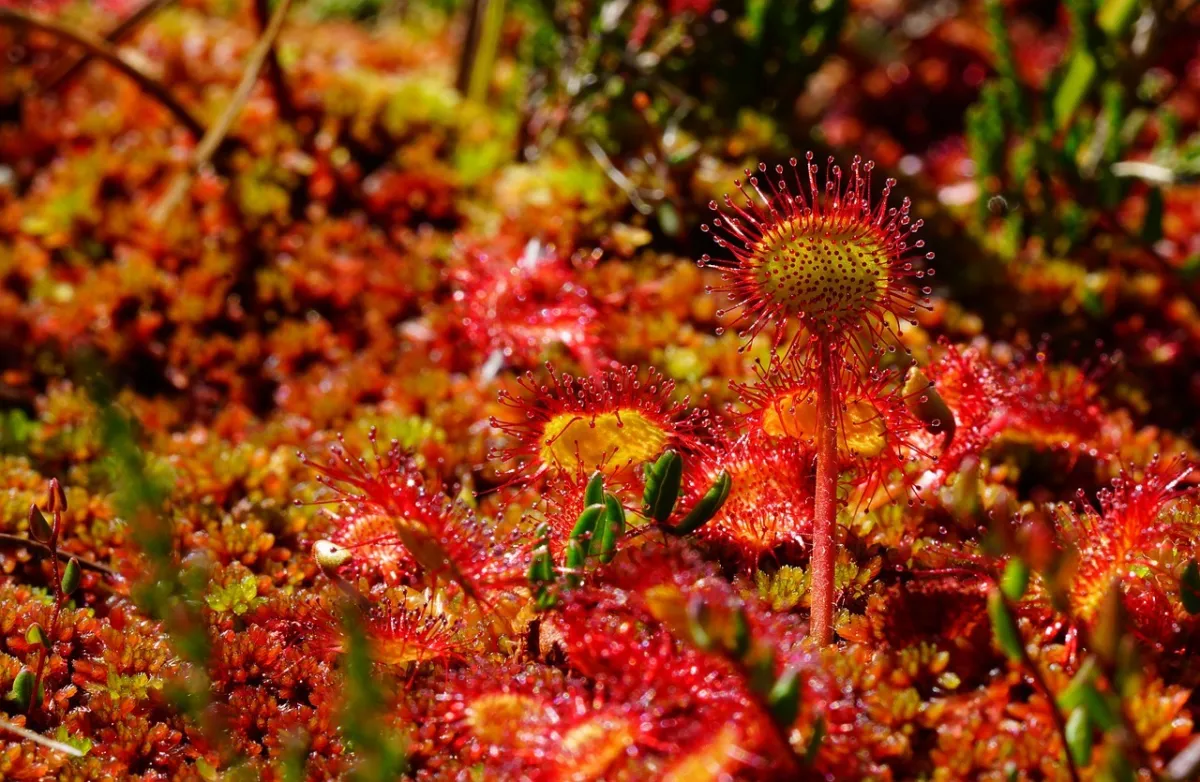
<box><xmin>0</xmin><ymin>532</ymin><xmax>117</xmax><ymax>577</ymax></box>
<box><xmin>39</xmin><ymin>0</ymin><xmax>176</xmax><ymax>92</ymax></box>
<box><xmin>150</xmin><ymin>0</ymin><xmax>293</xmax><ymax>225</ymax></box>
<box><xmin>456</xmin><ymin>0</ymin><xmax>487</xmax><ymax>95</ymax></box>
<box><xmin>0</xmin><ymin>7</ymin><xmax>205</xmax><ymax>138</ymax></box>
<box><xmin>253</xmin><ymin>0</ymin><xmax>295</xmax><ymax>121</ymax></box>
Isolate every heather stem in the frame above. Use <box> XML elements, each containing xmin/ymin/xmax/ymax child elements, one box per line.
<box><xmin>29</xmin><ymin>509</ymin><xmax>63</xmax><ymax>715</ymax></box>
<box><xmin>810</xmin><ymin>337</ymin><xmax>837</xmax><ymax>646</ymax></box>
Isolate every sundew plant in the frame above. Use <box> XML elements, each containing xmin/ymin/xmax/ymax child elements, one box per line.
<box><xmin>0</xmin><ymin>0</ymin><xmax>1199</xmax><ymax>780</ymax></box>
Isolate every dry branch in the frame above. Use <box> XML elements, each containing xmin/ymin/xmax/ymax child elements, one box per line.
<box><xmin>253</xmin><ymin>0</ymin><xmax>295</xmax><ymax>121</ymax></box>
<box><xmin>40</xmin><ymin>0</ymin><xmax>177</xmax><ymax>92</ymax></box>
<box><xmin>150</xmin><ymin>0</ymin><xmax>294</xmax><ymax>225</ymax></box>
<box><xmin>0</xmin><ymin>7</ymin><xmax>204</xmax><ymax>138</ymax></box>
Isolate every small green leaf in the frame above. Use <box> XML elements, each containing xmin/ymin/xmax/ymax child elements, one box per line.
<box><xmin>61</xmin><ymin>558</ymin><xmax>81</xmax><ymax>596</ymax></box>
<box><xmin>1001</xmin><ymin>558</ymin><xmax>1030</xmax><ymax>601</ymax></box>
<box><xmin>28</xmin><ymin>504</ymin><xmax>53</xmax><ymax>543</ymax></box>
<box><xmin>668</xmin><ymin>471</ymin><xmax>732</xmax><ymax>535</ymax></box>
<box><xmin>8</xmin><ymin>668</ymin><xmax>35</xmax><ymax>710</ymax></box>
<box><xmin>644</xmin><ymin>451</ymin><xmax>682</xmax><ymax>523</ymax></box>
<box><xmin>1053</xmin><ymin>51</ymin><xmax>1098</xmax><ymax>130</ymax></box>
<box><xmin>803</xmin><ymin>715</ymin><xmax>825</xmax><ymax>766</ymax></box>
<box><xmin>569</xmin><ymin>503</ymin><xmax>606</xmax><ymax>541</ymax></box>
<box><xmin>527</xmin><ymin>544</ymin><xmax>554</xmax><ymax>587</ymax></box>
<box><xmin>988</xmin><ymin>589</ymin><xmax>1024</xmax><ymax>661</ymax></box>
<box><xmin>584</xmin><ymin>471</ymin><xmax>605</xmax><ymax>508</ymax></box>
<box><xmin>1097</xmin><ymin>0</ymin><xmax>1139</xmax><ymax>38</ymax></box>
<box><xmin>1079</xmin><ymin>682</ymin><xmax>1121</xmax><ymax>732</ymax></box>
<box><xmin>25</xmin><ymin>623</ymin><xmax>44</xmax><ymax>647</ymax></box>
<box><xmin>564</xmin><ymin>540</ymin><xmax>587</xmax><ymax>588</ymax></box>
<box><xmin>597</xmin><ymin>493</ymin><xmax>626</xmax><ymax>564</ymax></box>
<box><xmin>1057</xmin><ymin>656</ymin><xmax>1099</xmax><ymax>712</ymax></box>
<box><xmin>730</xmin><ymin>605</ymin><xmax>751</xmax><ymax>659</ymax></box>
<box><xmin>1066</xmin><ymin>707</ymin><xmax>1093</xmax><ymax>766</ymax></box>
<box><xmin>1181</xmin><ymin>560</ymin><xmax>1200</xmax><ymax>614</ymax></box>
<box><xmin>766</xmin><ymin>668</ymin><xmax>801</xmax><ymax>727</ymax></box>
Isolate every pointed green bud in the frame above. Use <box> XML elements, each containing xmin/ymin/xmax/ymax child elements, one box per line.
<box><xmin>597</xmin><ymin>493</ymin><xmax>626</xmax><ymax>564</ymax></box>
<box><xmin>25</xmin><ymin>623</ymin><xmax>44</xmax><ymax>647</ymax></box>
<box><xmin>668</xmin><ymin>471</ymin><xmax>731</xmax><ymax>535</ymax></box>
<box><xmin>1057</xmin><ymin>656</ymin><xmax>1099</xmax><ymax>712</ymax></box>
<box><xmin>47</xmin><ymin>478</ymin><xmax>67</xmax><ymax>513</ymax></box>
<box><xmin>564</xmin><ymin>538</ymin><xmax>587</xmax><ymax>587</ymax></box>
<box><xmin>987</xmin><ymin>589</ymin><xmax>1023</xmax><ymax>661</ymax></box>
<box><xmin>584</xmin><ymin>471</ymin><xmax>605</xmax><ymax>508</ymax></box>
<box><xmin>527</xmin><ymin>545</ymin><xmax>554</xmax><ymax>585</ymax></box>
<box><xmin>804</xmin><ymin>715</ymin><xmax>826</xmax><ymax>765</ymax></box>
<box><xmin>570</xmin><ymin>503</ymin><xmax>605</xmax><ymax>541</ymax></box>
<box><xmin>528</xmin><ymin>541</ymin><xmax>557</xmax><ymax>610</ymax></box>
<box><xmin>1078</xmin><ymin>681</ymin><xmax>1120</xmax><ymax>732</ymax></box>
<box><xmin>1065</xmin><ymin>707</ymin><xmax>1093</xmax><ymax>767</ymax></box>
<box><xmin>643</xmin><ymin>450</ymin><xmax>682</xmax><ymax>523</ymax></box>
<box><xmin>767</xmin><ymin>667</ymin><xmax>801</xmax><ymax>727</ymax></box>
<box><xmin>1000</xmin><ymin>558</ymin><xmax>1030</xmax><ymax>601</ymax></box>
<box><xmin>9</xmin><ymin>668</ymin><xmax>34</xmax><ymax>710</ymax></box>
<box><xmin>60</xmin><ymin>558</ymin><xmax>81</xmax><ymax>596</ymax></box>
<box><xmin>28</xmin><ymin>504</ymin><xmax>53</xmax><ymax>544</ymax></box>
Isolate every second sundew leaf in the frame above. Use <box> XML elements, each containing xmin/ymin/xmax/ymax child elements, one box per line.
<box><xmin>584</xmin><ymin>471</ymin><xmax>605</xmax><ymax>508</ymax></box>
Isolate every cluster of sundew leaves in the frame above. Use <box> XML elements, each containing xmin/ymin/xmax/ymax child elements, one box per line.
<box><xmin>0</xmin><ymin>0</ymin><xmax>1197</xmax><ymax>780</ymax></box>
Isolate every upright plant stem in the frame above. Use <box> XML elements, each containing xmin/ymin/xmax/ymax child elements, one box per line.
<box><xmin>29</xmin><ymin>509</ymin><xmax>62</xmax><ymax>714</ymax></box>
<box><xmin>150</xmin><ymin>0</ymin><xmax>292</xmax><ymax>225</ymax></box>
<box><xmin>810</xmin><ymin>337</ymin><xmax>837</xmax><ymax>646</ymax></box>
